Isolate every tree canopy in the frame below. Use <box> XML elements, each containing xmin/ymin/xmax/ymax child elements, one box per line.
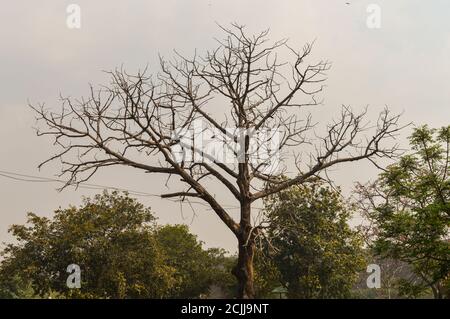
<box><xmin>256</xmin><ymin>180</ymin><xmax>366</xmax><ymax>298</ymax></box>
<box><xmin>357</xmin><ymin>125</ymin><xmax>450</xmax><ymax>298</ymax></box>
<box><xmin>0</xmin><ymin>192</ymin><xmax>227</xmax><ymax>299</ymax></box>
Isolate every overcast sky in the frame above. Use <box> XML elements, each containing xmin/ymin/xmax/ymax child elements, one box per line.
<box><xmin>1</xmin><ymin>0</ymin><xmax>449</xmax><ymax>253</ymax></box>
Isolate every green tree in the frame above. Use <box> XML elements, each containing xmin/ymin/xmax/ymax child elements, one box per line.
<box><xmin>0</xmin><ymin>191</ymin><xmax>175</xmax><ymax>298</ymax></box>
<box><xmin>259</xmin><ymin>180</ymin><xmax>366</xmax><ymax>298</ymax></box>
<box><xmin>155</xmin><ymin>225</ymin><xmax>232</xmax><ymax>298</ymax></box>
<box><xmin>358</xmin><ymin>125</ymin><xmax>450</xmax><ymax>299</ymax></box>
<box><xmin>253</xmin><ymin>250</ymin><xmax>282</xmax><ymax>298</ymax></box>
<box><xmin>0</xmin><ymin>191</ymin><xmax>236</xmax><ymax>299</ymax></box>
<box><xmin>0</xmin><ymin>274</ymin><xmax>36</xmax><ymax>299</ymax></box>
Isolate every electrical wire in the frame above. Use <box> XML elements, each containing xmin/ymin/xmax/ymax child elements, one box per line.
<box><xmin>0</xmin><ymin>169</ymin><xmax>258</xmax><ymax>210</ymax></box>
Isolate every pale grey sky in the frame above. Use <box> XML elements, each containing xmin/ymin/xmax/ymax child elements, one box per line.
<box><xmin>1</xmin><ymin>0</ymin><xmax>449</xmax><ymax>252</ymax></box>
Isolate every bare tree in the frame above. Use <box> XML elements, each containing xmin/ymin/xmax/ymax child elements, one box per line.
<box><xmin>31</xmin><ymin>24</ymin><xmax>403</xmax><ymax>298</ymax></box>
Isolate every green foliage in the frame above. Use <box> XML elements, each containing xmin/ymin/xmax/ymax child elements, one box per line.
<box><xmin>0</xmin><ymin>274</ymin><xmax>36</xmax><ymax>299</ymax></box>
<box><xmin>368</xmin><ymin>125</ymin><xmax>450</xmax><ymax>299</ymax></box>
<box><xmin>155</xmin><ymin>225</ymin><xmax>231</xmax><ymax>298</ymax></box>
<box><xmin>204</xmin><ymin>248</ymin><xmax>237</xmax><ymax>298</ymax></box>
<box><xmin>0</xmin><ymin>191</ymin><xmax>228</xmax><ymax>299</ymax></box>
<box><xmin>253</xmin><ymin>249</ymin><xmax>281</xmax><ymax>298</ymax></box>
<box><xmin>0</xmin><ymin>191</ymin><xmax>174</xmax><ymax>298</ymax></box>
<box><xmin>258</xmin><ymin>181</ymin><xmax>366</xmax><ymax>298</ymax></box>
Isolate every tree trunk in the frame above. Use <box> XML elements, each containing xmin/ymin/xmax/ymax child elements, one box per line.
<box><xmin>233</xmin><ymin>232</ymin><xmax>256</xmax><ymax>299</ymax></box>
<box><xmin>232</xmin><ymin>199</ymin><xmax>255</xmax><ymax>299</ymax></box>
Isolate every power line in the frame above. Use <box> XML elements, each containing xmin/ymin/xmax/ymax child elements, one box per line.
<box><xmin>0</xmin><ymin>173</ymin><xmax>53</xmax><ymax>183</ymax></box>
<box><xmin>0</xmin><ymin>169</ymin><xmax>162</xmax><ymax>198</ymax></box>
<box><xmin>0</xmin><ymin>169</ymin><xmax>252</xmax><ymax>210</ymax></box>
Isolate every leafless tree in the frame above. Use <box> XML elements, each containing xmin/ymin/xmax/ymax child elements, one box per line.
<box><xmin>31</xmin><ymin>24</ymin><xmax>403</xmax><ymax>298</ymax></box>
